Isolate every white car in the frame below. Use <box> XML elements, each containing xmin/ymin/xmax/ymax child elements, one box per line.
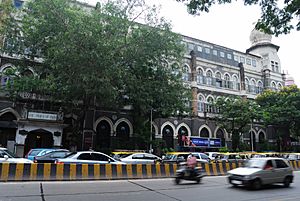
<box><xmin>228</xmin><ymin>157</ymin><xmax>293</xmax><ymax>189</ymax></box>
<box><xmin>204</xmin><ymin>152</ymin><xmax>220</xmax><ymax>160</ymax></box>
<box><xmin>55</xmin><ymin>151</ymin><xmax>125</xmax><ymax>164</ymax></box>
<box><xmin>120</xmin><ymin>153</ymin><xmax>162</xmax><ymax>164</ymax></box>
<box><xmin>0</xmin><ymin>148</ymin><xmax>33</xmax><ymax>163</ymax></box>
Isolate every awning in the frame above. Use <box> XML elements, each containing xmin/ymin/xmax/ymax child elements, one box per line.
<box><xmin>0</xmin><ymin>121</ymin><xmax>17</xmax><ymax>128</ymax></box>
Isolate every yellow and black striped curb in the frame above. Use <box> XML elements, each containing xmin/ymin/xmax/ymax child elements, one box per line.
<box><xmin>0</xmin><ymin>161</ymin><xmax>299</xmax><ymax>182</ymax></box>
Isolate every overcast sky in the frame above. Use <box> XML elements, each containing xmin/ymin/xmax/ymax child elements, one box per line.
<box><xmin>83</xmin><ymin>0</ymin><xmax>300</xmax><ymax>86</ymax></box>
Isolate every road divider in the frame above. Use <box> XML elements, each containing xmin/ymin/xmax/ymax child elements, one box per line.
<box><xmin>0</xmin><ymin>161</ymin><xmax>299</xmax><ymax>181</ymax></box>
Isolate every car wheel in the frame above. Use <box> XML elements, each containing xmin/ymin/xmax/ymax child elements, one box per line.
<box><xmin>283</xmin><ymin>177</ymin><xmax>291</xmax><ymax>188</ymax></box>
<box><xmin>175</xmin><ymin>177</ymin><xmax>180</xmax><ymax>185</ymax></box>
<box><xmin>196</xmin><ymin>178</ymin><xmax>201</xmax><ymax>184</ymax></box>
<box><xmin>252</xmin><ymin>179</ymin><xmax>261</xmax><ymax>190</ymax></box>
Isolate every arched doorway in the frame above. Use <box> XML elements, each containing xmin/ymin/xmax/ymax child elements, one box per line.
<box><xmin>216</xmin><ymin>129</ymin><xmax>225</xmax><ymax>147</ymax></box>
<box><xmin>24</xmin><ymin>129</ymin><xmax>54</xmax><ymax>156</ymax></box>
<box><xmin>200</xmin><ymin>127</ymin><xmax>209</xmax><ymax>138</ymax></box>
<box><xmin>178</xmin><ymin>126</ymin><xmax>189</xmax><ymax>146</ymax></box>
<box><xmin>0</xmin><ymin>112</ymin><xmax>17</xmax><ymax>148</ymax></box>
<box><xmin>115</xmin><ymin>121</ymin><xmax>130</xmax><ymax>149</ymax></box>
<box><xmin>95</xmin><ymin>120</ymin><xmax>111</xmax><ymax>150</ymax></box>
<box><xmin>259</xmin><ymin>132</ymin><xmax>265</xmax><ymax>143</ymax></box>
<box><xmin>162</xmin><ymin>125</ymin><xmax>174</xmax><ymax>149</ymax></box>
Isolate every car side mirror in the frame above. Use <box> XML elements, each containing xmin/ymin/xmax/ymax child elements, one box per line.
<box><xmin>108</xmin><ymin>158</ymin><xmax>111</xmax><ymax>163</ymax></box>
<box><xmin>4</xmin><ymin>155</ymin><xmax>9</xmax><ymax>160</ymax></box>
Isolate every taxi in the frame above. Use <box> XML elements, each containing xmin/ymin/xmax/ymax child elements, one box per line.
<box><xmin>162</xmin><ymin>152</ymin><xmax>208</xmax><ymax>164</ymax></box>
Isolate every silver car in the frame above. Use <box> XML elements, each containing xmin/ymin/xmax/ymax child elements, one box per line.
<box><xmin>55</xmin><ymin>151</ymin><xmax>125</xmax><ymax>165</ymax></box>
<box><xmin>228</xmin><ymin>157</ymin><xmax>293</xmax><ymax>189</ymax></box>
<box><xmin>0</xmin><ymin>148</ymin><xmax>33</xmax><ymax>163</ymax></box>
<box><xmin>120</xmin><ymin>153</ymin><xmax>162</xmax><ymax>164</ymax></box>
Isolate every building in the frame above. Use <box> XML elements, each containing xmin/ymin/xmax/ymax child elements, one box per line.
<box><xmin>0</xmin><ymin>0</ymin><xmax>287</xmax><ymax>156</ymax></box>
<box><xmin>150</xmin><ymin>29</ymin><xmax>286</xmax><ymax>152</ymax></box>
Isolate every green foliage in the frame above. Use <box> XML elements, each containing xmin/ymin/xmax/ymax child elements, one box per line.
<box><xmin>175</xmin><ymin>0</ymin><xmax>300</xmax><ymax>36</ymax></box>
<box><xmin>218</xmin><ymin>146</ymin><xmax>229</xmax><ymax>153</ymax></box>
<box><xmin>3</xmin><ymin>0</ymin><xmax>189</xmax><ymax>146</ymax></box>
<box><xmin>256</xmin><ymin>85</ymin><xmax>300</xmax><ymax>137</ymax></box>
<box><xmin>214</xmin><ymin>96</ymin><xmax>262</xmax><ymax>151</ymax></box>
<box><xmin>0</xmin><ymin>0</ymin><xmax>14</xmax><ymax>47</ymax></box>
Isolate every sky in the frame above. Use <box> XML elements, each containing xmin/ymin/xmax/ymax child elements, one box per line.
<box><xmin>83</xmin><ymin>0</ymin><xmax>300</xmax><ymax>86</ymax></box>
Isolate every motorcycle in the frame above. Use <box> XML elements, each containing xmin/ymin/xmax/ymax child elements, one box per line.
<box><xmin>174</xmin><ymin>162</ymin><xmax>204</xmax><ymax>184</ymax></box>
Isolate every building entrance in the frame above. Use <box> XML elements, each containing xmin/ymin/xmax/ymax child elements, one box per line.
<box><xmin>24</xmin><ymin>129</ymin><xmax>54</xmax><ymax>156</ymax></box>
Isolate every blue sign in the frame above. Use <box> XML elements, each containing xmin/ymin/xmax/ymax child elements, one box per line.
<box><xmin>189</xmin><ymin>137</ymin><xmax>221</xmax><ymax>148</ymax></box>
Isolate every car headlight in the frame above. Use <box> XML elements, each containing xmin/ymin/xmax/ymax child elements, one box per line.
<box><xmin>244</xmin><ymin>175</ymin><xmax>252</xmax><ymax>180</ymax></box>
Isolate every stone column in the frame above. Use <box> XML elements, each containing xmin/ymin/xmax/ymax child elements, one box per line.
<box><xmin>190</xmin><ymin>50</ymin><xmax>198</xmax><ymax>117</ymax></box>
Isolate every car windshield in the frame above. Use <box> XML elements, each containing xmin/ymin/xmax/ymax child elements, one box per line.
<box><xmin>163</xmin><ymin>154</ymin><xmax>175</xmax><ymax>160</ymax></box>
<box><xmin>29</xmin><ymin>150</ymin><xmax>43</xmax><ymax>156</ymax></box>
<box><xmin>113</xmin><ymin>153</ymin><xmax>132</xmax><ymax>159</ymax></box>
<box><xmin>64</xmin><ymin>152</ymin><xmax>77</xmax><ymax>158</ymax></box>
<box><xmin>2</xmin><ymin>149</ymin><xmax>17</xmax><ymax>158</ymax></box>
<box><xmin>245</xmin><ymin>159</ymin><xmax>265</xmax><ymax>168</ymax></box>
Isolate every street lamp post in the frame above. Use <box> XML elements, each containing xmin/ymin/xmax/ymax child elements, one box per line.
<box><xmin>251</xmin><ymin>119</ymin><xmax>254</xmax><ymax>152</ymax></box>
<box><xmin>150</xmin><ymin>108</ymin><xmax>153</xmax><ymax>153</ymax></box>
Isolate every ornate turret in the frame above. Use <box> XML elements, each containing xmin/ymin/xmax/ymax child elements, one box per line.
<box><xmin>249</xmin><ymin>29</ymin><xmax>272</xmax><ymax>47</ymax></box>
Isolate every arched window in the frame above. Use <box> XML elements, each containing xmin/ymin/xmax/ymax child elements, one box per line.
<box><xmin>215</xmin><ymin>72</ymin><xmax>222</xmax><ymax>87</ymax></box>
<box><xmin>206</xmin><ymin>70</ymin><xmax>213</xmax><ymax>86</ymax></box>
<box><xmin>1</xmin><ymin>67</ymin><xmax>14</xmax><ymax>87</ymax></box>
<box><xmin>258</xmin><ymin>132</ymin><xmax>265</xmax><ymax>143</ymax></box>
<box><xmin>21</xmin><ymin>69</ymin><xmax>34</xmax><ymax>77</ymax></box>
<box><xmin>277</xmin><ymin>83</ymin><xmax>283</xmax><ymax>90</ymax></box>
<box><xmin>245</xmin><ymin>79</ymin><xmax>250</xmax><ymax>92</ymax></box>
<box><xmin>216</xmin><ymin>129</ymin><xmax>226</xmax><ymax>147</ymax></box>
<box><xmin>197</xmin><ymin>95</ymin><xmax>205</xmax><ymax>112</ymax></box>
<box><xmin>206</xmin><ymin>96</ymin><xmax>214</xmax><ymax>113</ymax></box>
<box><xmin>250</xmin><ymin>79</ymin><xmax>256</xmax><ymax>93</ymax></box>
<box><xmin>200</xmin><ymin>127</ymin><xmax>209</xmax><ymax>138</ymax></box>
<box><xmin>232</xmin><ymin>75</ymin><xmax>239</xmax><ymax>90</ymax></box>
<box><xmin>196</xmin><ymin>68</ymin><xmax>204</xmax><ymax>84</ymax></box>
<box><xmin>224</xmin><ymin>74</ymin><xmax>230</xmax><ymax>88</ymax></box>
<box><xmin>271</xmin><ymin>82</ymin><xmax>276</xmax><ymax>91</ymax></box>
<box><xmin>257</xmin><ymin>81</ymin><xmax>263</xmax><ymax>94</ymax></box>
<box><xmin>182</xmin><ymin>65</ymin><xmax>189</xmax><ymax>81</ymax></box>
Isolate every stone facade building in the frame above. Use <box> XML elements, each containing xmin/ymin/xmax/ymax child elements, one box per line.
<box><xmin>0</xmin><ymin>0</ymin><xmax>287</xmax><ymax>156</ymax></box>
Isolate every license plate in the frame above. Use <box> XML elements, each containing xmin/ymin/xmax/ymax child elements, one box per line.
<box><xmin>231</xmin><ymin>180</ymin><xmax>242</xmax><ymax>185</ymax></box>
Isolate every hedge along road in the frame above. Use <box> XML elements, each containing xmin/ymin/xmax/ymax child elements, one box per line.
<box><xmin>0</xmin><ymin>171</ymin><xmax>300</xmax><ymax>201</ymax></box>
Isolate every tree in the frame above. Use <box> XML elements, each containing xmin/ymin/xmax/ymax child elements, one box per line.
<box><xmin>0</xmin><ymin>0</ymin><xmax>14</xmax><ymax>47</ymax></box>
<box><xmin>175</xmin><ymin>0</ymin><xmax>300</xmax><ymax>36</ymax></box>
<box><xmin>2</xmin><ymin>0</ymin><xmax>189</xmax><ymax>149</ymax></box>
<box><xmin>214</xmin><ymin>96</ymin><xmax>261</xmax><ymax>151</ymax></box>
<box><xmin>256</xmin><ymin>85</ymin><xmax>300</xmax><ymax>151</ymax></box>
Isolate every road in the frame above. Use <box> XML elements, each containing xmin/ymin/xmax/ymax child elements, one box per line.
<box><xmin>0</xmin><ymin>171</ymin><xmax>299</xmax><ymax>201</ymax></box>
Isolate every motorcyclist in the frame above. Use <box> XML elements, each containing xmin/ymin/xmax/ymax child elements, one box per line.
<box><xmin>187</xmin><ymin>154</ymin><xmax>197</xmax><ymax>176</ymax></box>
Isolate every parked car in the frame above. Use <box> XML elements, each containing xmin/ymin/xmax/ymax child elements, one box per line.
<box><xmin>204</xmin><ymin>152</ymin><xmax>220</xmax><ymax>160</ymax></box>
<box><xmin>25</xmin><ymin>148</ymin><xmax>60</xmax><ymax>161</ymax></box>
<box><xmin>287</xmin><ymin>153</ymin><xmax>300</xmax><ymax>161</ymax></box>
<box><xmin>162</xmin><ymin>152</ymin><xmax>208</xmax><ymax>164</ymax></box>
<box><xmin>215</xmin><ymin>152</ymin><xmax>245</xmax><ymax>163</ymax></box>
<box><xmin>34</xmin><ymin>149</ymin><xmax>71</xmax><ymax>163</ymax></box>
<box><xmin>55</xmin><ymin>151</ymin><xmax>125</xmax><ymax>164</ymax></box>
<box><xmin>111</xmin><ymin>151</ymin><xmax>143</xmax><ymax>160</ymax></box>
<box><xmin>120</xmin><ymin>153</ymin><xmax>162</xmax><ymax>164</ymax></box>
<box><xmin>0</xmin><ymin>147</ymin><xmax>33</xmax><ymax>163</ymax></box>
<box><xmin>228</xmin><ymin>157</ymin><xmax>293</xmax><ymax>189</ymax></box>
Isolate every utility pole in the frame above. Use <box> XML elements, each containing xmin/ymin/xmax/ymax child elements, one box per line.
<box><xmin>150</xmin><ymin>108</ymin><xmax>153</xmax><ymax>153</ymax></box>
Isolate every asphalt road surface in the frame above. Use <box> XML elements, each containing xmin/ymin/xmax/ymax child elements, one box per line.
<box><xmin>0</xmin><ymin>171</ymin><xmax>300</xmax><ymax>201</ymax></box>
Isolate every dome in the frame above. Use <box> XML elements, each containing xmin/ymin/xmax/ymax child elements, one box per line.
<box><xmin>250</xmin><ymin>29</ymin><xmax>272</xmax><ymax>46</ymax></box>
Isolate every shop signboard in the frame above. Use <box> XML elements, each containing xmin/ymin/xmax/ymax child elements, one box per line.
<box><xmin>188</xmin><ymin>137</ymin><xmax>221</xmax><ymax>148</ymax></box>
